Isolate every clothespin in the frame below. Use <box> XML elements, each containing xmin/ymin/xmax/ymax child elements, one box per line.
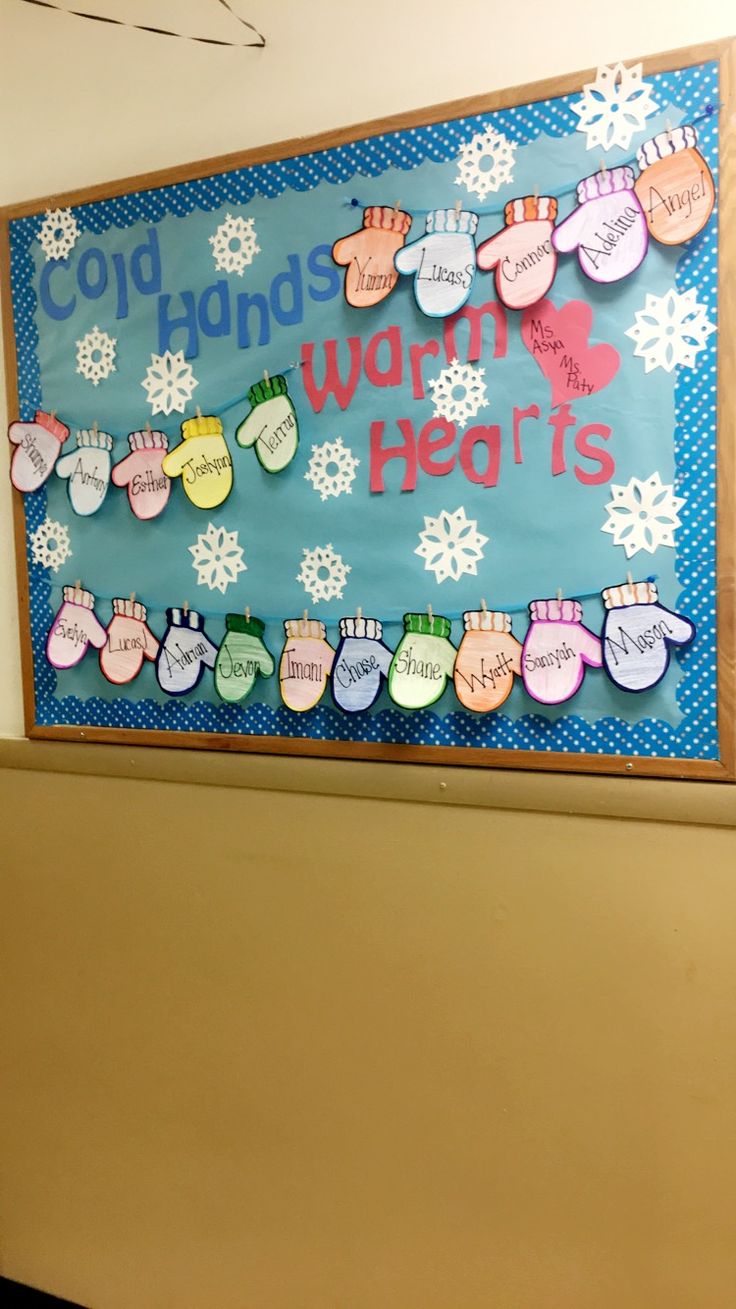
<box><xmin>626</xmin><ymin>570</ymin><xmax>634</xmax><ymax>590</ymax></box>
<box><xmin>600</xmin><ymin>159</ymin><xmax>608</xmax><ymax>182</ymax></box>
<box><xmin>183</xmin><ymin>599</ymin><xmax>189</xmax><ymax>617</ymax></box>
<box><xmin>666</xmin><ymin>117</ymin><xmax>673</xmax><ymax>143</ymax></box>
<box><xmin>556</xmin><ymin>587</ymin><xmax>563</xmax><ymax>603</ymax></box>
<box><xmin>303</xmin><ymin>608</ymin><xmax>309</xmax><ymax>624</ymax></box>
<box><xmin>393</xmin><ymin>200</ymin><xmax>401</xmax><ymax>214</ymax></box>
<box><xmin>245</xmin><ymin>605</ymin><xmax>251</xmax><ymax>623</ymax></box>
<box><xmin>427</xmin><ymin>603</ymin><xmax>433</xmax><ymax>624</ymax></box>
<box><xmin>195</xmin><ymin>405</ymin><xmax>202</xmax><ymax>419</ymax></box>
<box><xmin>129</xmin><ymin>591</ymin><xmax>136</xmax><ymax>604</ymax></box>
<box><xmin>481</xmin><ymin>597</ymin><xmax>488</xmax><ymax>612</ymax></box>
<box><xmin>454</xmin><ymin>198</ymin><xmax>462</xmax><ymax>218</ymax></box>
<box><xmin>92</xmin><ymin>418</ymin><xmax>98</xmax><ymax>436</ymax></box>
<box><xmin>263</xmin><ymin>369</ymin><xmax>270</xmax><ymax>384</ymax></box>
<box><xmin>356</xmin><ymin>605</ymin><xmax>363</xmax><ymax>620</ymax></box>
<box><xmin>145</xmin><ymin>420</ymin><xmax>152</xmax><ymax>434</ymax></box>
<box><xmin>74</xmin><ymin>578</ymin><xmax>81</xmax><ymax>593</ymax></box>
<box><xmin>533</xmin><ymin>184</ymin><xmax>539</xmax><ymax>202</ymax></box>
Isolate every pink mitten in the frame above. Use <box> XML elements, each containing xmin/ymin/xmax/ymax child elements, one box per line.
<box><xmin>111</xmin><ymin>429</ymin><xmax>171</xmax><ymax>520</ymax></box>
<box><xmin>100</xmin><ymin>598</ymin><xmax>159</xmax><ymax>685</ymax></box>
<box><xmin>46</xmin><ymin>584</ymin><xmax>107</xmax><ymax>670</ymax></box>
<box><xmin>522</xmin><ymin>598</ymin><xmax>602</xmax><ymax>705</ymax></box>
<box><xmin>476</xmin><ymin>196</ymin><xmax>558</xmax><ymax>309</ymax></box>
<box><xmin>279</xmin><ymin>618</ymin><xmax>335</xmax><ymax>712</ymax></box>
<box><xmin>8</xmin><ymin>410</ymin><xmax>69</xmax><ymax>492</ymax></box>
<box><xmin>553</xmin><ymin>166</ymin><xmax>648</xmax><ymax>283</ymax></box>
<box><xmin>332</xmin><ymin>206</ymin><xmax>412</xmax><ymax>307</ymax></box>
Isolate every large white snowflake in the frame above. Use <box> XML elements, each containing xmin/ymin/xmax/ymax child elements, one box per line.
<box><xmin>37</xmin><ymin>207</ymin><xmax>80</xmax><ymax>261</ymax></box>
<box><xmin>415</xmin><ymin>506</ymin><xmax>489</xmax><ymax>584</ymax></box>
<box><xmin>209</xmin><ymin>213</ymin><xmax>260</xmax><ymax>276</ymax></box>
<box><xmin>455</xmin><ymin>126</ymin><xmax>515</xmax><ymax>200</ymax></box>
<box><xmin>625</xmin><ymin>288</ymin><xmax>716</xmax><ymax>374</ymax></box>
<box><xmin>571</xmin><ymin>61</ymin><xmax>659</xmax><ymax>151</ymax></box>
<box><xmin>296</xmin><ymin>544</ymin><xmax>351</xmax><ymax>603</ymax></box>
<box><xmin>427</xmin><ymin>358</ymin><xmax>488</xmax><ymax>429</ymax></box>
<box><xmin>188</xmin><ymin>522</ymin><xmax>246</xmax><ymax>593</ymax></box>
<box><xmin>141</xmin><ymin>350</ymin><xmax>199</xmax><ymax>415</ymax></box>
<box><xmin>601</xmin><ymin>473</ymin><xmax>685</xmax><ymax>558</ymax></box>
<box><xmin>304</xmin><ymin>437</ymin><xmax>360</xmax><ymax>501</ymax></box>
<box><xmin>30</xmin><ymin>517</ymin><xmax>72</xmax><ymax>574</ymax></box>
<box><xmin>75</xmin><ymin>325</ymin><xmax>116</xmax><ymax>386</ymax></box>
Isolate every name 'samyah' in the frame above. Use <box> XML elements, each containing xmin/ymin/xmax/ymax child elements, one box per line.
<box><xmin>523</xmin><ymin>642</ymin><xmax>575</xmax><ymax>673</ymax></box>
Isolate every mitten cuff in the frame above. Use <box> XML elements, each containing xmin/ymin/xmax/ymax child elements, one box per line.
<box><xmin>77</xmin><ymin>427</ymin><xmax>113</xmax><ymax>452</ymax></box>
<box><xmin>181</xmin><ymin>415</ymin><xmax>222</xmax><ymax>441</ymax></box>
<box><xmin>637</xmin><ymin>124</ymin><xmax>697</xmax><ymax>168</ymax></box>
<box><xmin>529</xmin><ymin>598</ymin><xmax>582</xmax><ymax>623</ymax></box>
<box><xmin>576</xmin><ymin>165</ymin><xmax>636</xmax><ymax>203</ymax></box>
<box><xmin>247</xmin><ymin>375</ymin><xmax>287</xmax><ymax>407</ymax></box>
<box><xmin>504</xmin><ymin>196</ymin><xmax>558</xmax><ymax>225</ymax></box>
<box><xmin>35</xmin><ymin>410</ymin><xmax>69</xmax><ymax>443</ymax></box>
<box><xmin>463</xmin><ymin>609</ymin><xmax>511</xmax><ymax>633</ymax></box>
<box><xmin>426</xmin><ymin>208</ymin><xmax>478</xmax><ymax>237</ymax></box>
<box><xmin>226</xmin><ymin>613</ymin><xmax>265</xmax><ymax>638</ymax></box>
<box><xmin>339</xmin><ymin>615</ymin><xmax>383</xmax><ymax>640</ymax></box>
<box><xmin>284</xmin><ymin>617</ymin><xmax>326</xmax><ymax>640</ymax></box>
<box><xmin>363</xmin><ymin>206</ymin><xmax>412</xmax><ymax>235</ymax></box>
<box><xmin>62</xmin><ymin>584</ymin><xmax>95</xmax><ymax>609</ymax></box>
<box><xmin>128</xmin><ymin>428</ymin><xmax>168</xmax><ymax>452</ymax></box>
<box><xmin>112</xmin><ymin>597</ymin><xmax>148</xmax><ymax>621</ymax></box>
<box><xmin>167</xmin><ymin>606</ymin><xmax>204</xmax><ymax>631</ymax></box>
<box><xmin>403</xmin><ymin>612</ymin><xmax>452</xmax><ymax>639</ymax></box>
<box><xmin>602</xmin><ymin>579</ymin><xmax>658</xmax><ymax>609</ymax></box>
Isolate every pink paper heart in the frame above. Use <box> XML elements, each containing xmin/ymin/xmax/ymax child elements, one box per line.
<box><xmin>521</xmin><ymin>298</ymin><xmax>620</xmax><ymax>407</ymax></box>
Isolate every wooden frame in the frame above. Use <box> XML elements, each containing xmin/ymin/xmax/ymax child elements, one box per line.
<box><xmin>2</xmin><ymin>37</ymin><xmax>734</xmax><ymax>781</ymax></box>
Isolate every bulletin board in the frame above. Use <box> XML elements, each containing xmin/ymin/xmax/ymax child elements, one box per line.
<box><xmin>2</xmin><ymin>38</ymin><xmax>734</xmax><ymax>779</ymax></box>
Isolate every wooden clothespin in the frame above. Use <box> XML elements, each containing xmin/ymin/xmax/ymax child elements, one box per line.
<box><xmin>666</xmin><ymin>118</ymin><xmax>673</xmax><ymax>143</ymax></box>
<box><xmin>556</xmin><ymin>587</ymin><xmax>563</xmax><ymax>603</ymax></box>
<box><xmin>129</xmin><ymin>591</ymin><xmax>136</xmax><ymax>604</ymax></box>
<box><xmin>195</xmin><ymin>405</ymin><xmax>202</xmax><ymax>419</ymax></box>
<box><xmin>481</xmin><ymin>597</ymin><xmax>488</xmax><ymax>612</ymax></box>
<box><xmin>245</xmin><ymin>605</ymin><xmax>251</xmax><ymax>623</ymax></box>
<box><xmin>183</xmin><ymin>599</ymin><xmax>189</xmax><ymax>617</ymax></box>
<box><xmin>454</xmin><ymin>198</ymin><xmax>462</xmax><ymax>218</ymax></box>
<box><xmin>626</xmin><ymin>571</ymin><xmax>634</xmax><ymax>590</ymax></box>
<box><xmin>263</xmin><ymin>369</ymin><xmax>270</xmax><ymax>384</ymax></box>
<box><xmin>393</xmin><ymin>200</ymin><xmax>401</xmax><ymax>214</ymax></box>
<box><xmin>356</xmin><ymin>605</ymin><xmax>363</xmax><ymax>620</ymax></box>
<box><xmin>600</xmin><ymin>158</ymin><xmax>608</xmax><ymax>182</ymax></box>
<box><xmin>533</xmin><ymin>184</ymin><xmax>539</xmax><ymax>202</ymax></box>
<box><xmin>92</xmin><ymin>418</ymin><xmax>98</xmax><ymax>435</ymax></box>
<box><xmin>427</xmin><ymin>603</ymin><xmax>433</xmax><ymax>624</ymax></box>
<box><xmin>145</xmin><ymin>420</ymin><xmax>152</xmax><ymax>434</ymax></box>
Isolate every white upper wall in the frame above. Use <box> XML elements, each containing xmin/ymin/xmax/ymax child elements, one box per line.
<box><xmin>0</xmin><ymin>0</ymin><xmax>733</xmax><ymax>734</ymax></box>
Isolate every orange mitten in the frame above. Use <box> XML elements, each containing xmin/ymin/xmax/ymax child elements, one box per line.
<box><xmin>634</xmin><ymin>124</ymin><xmax>715</xmax><ymax>245</ymax></box>
<box><xmin>453</xmin><ymin>609</ymin><xmax>522</xmax><ymax>712</ymax></box>
<box><xmin>332</xmin><ymin>206</ymin><xmax>412</xmax><ymax>308</ymax></box>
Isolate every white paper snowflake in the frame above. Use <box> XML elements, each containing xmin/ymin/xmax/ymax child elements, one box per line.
<box><xmin>415</xmin><ymin>507</ymin><xmax>489</xmax><ymax>585</ymax></box>
<box><xmin>427</xmin><ymin>358</ymin><xmax>488</xmax><ymax>429</ymax></box>
<box><xmin>188</xmin><ymin>522</ymin><xmax>246</xmax><ymax>593</ymax></box>
<box><xmin>209</xmin><ymin>213</ymin><xmax>260</xmax><ymax>276</ymax></box>
<box><xmin>625</xmin><ymin>288</ymin><xmax>716</xmax><ymax>374</ymax></box>
<box><xmin>75</xmin><ymin>325</ymin><xmax>117</xmax><ymax>386</ymax></box>
<box><xmin>455</xmin><ymin>126</ymin><xmax>515</xmax><ymax>201</ymax></box>
<box><xmin>304</xmin><ymin>437</ymin><xmax>360</xmax><ymax>501</ymax></box>
<box><xmin>602</xmin><ymin>473</ymin><xmax>685</xmax><ymax>558</ymax></box>
<box><xmin>141</xmin><ymin>350</ymin><xmax>199</xmax><ymax>415</ymax></box>
<box><xmin>296</xmin><ymin>544</ymin><xmax>351</xmax><ymax>603</ymax></box>
<box><xmin>30</xmin><ymin>517</ymin><xmax>72</xmax><ymax>574</ymax></box>
<box><xmin>571</xmin><ymin>61</ymin><xmax>659</xmax><ymax>151</ymax></box>
<box><xmin>37</xmin><ymin>207</ymin><xmax>80</xmax><ymax>262</ymax></box>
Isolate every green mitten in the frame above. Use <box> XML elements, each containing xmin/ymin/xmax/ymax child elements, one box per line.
<box><xmin>214</xmin><ymin>613</ymin><xmax>275</xmax><ymax>704</ymax></box>
<box><xmin>388</xmin><ymin>612</ymin><xmax>457</xmax><ymax>709</ymax></box>
<box><xmin>235</xmin><ymin>374</ymin><xmax>299</xmax><ymax>474</ymax></box>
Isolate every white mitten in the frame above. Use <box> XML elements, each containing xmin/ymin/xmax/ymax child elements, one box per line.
<box><xmin>553</xmin><ymin>166</ymin><xmax>648</xmax><ymax>283</ymax></box>
<box><xmin>601</xmin><ymin>579</ymin><xmax>696</xmax><ymax>691</ymax></box>
<box><xmin>8</xmin><ymin>410</ymin><xmax>69</xmax><ymax>492</ymax></box>
<box><xmin>522</xmin><ymin>598</ymin><xmax>602</xmax><ymax>705</ymax></box>
<box><xmin>394</xmin><ymin>208</ymin><xmax>478</xmax><ymax>317</ymax></box>
<box><xmin>331</xmin><ymin>616</ymin><xmax>393</xmax><ymax>713</ymax></box>
<box><xmin>56</xmin><ymin>427</ymin><xmax>113</xmax><ymax>516</ymax></box>
<box><xmin>46</xmin><ymin>584</ymin><xmax>107</xmax><ymax>670</ymax></box>
<box><xmin>155</xmin><ymin>607</ymin><xmax>218</xmax><ymax>695</ymax></box>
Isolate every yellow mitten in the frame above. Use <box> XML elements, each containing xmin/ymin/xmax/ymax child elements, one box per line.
<box><xmin>162</xmin><ymin>414</ymin><xmax>233</xmax><ymax>509</ymax></box>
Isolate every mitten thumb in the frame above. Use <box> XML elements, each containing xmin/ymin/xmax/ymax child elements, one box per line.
<box><xmin>331</xmin><ymin>233</ymin><xmax>358</xmax><ymax>266</ymax></box>
<box><xmin>55</xmin><ymin>453</ymin><xmax>76</xmax><ymax>481</ymax></box>
<box><xmin>579</xmin><ymin>627</ymin><xmax>603</xmax><ymax>667</ymax></box>
<box><xmin>552</xmin><ymin>205</ymin><xmax>587</xmax><ymax>254</ymax></box>
<box><xmin>111</xmin><ymin>453</ymin><xmax>134</xmax><ymax>487</ymax></box>
<box><xmin>394</xmin><ymin>240</ymin><xmax>424</xmax><ymax>275</ymax></box>
<box><xmin>475</xmin><ymin>228</ymin><xmax>508</xmax><ymax>271</ymax></box>
<box><xmin>664</xmin><ymin>610</ymin><xmax>696</xmax><ymax>647</ymax></box>
<box><xmin>142</xmin><ymin>625</ymin><xmax>160</xmax><ymax>659</ymax></box>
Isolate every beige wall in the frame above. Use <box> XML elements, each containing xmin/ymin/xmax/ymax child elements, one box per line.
<box><xmin>2</xmin><ymin>3</ymin><xmax>735</xmax><ymax>1307</ymax></box>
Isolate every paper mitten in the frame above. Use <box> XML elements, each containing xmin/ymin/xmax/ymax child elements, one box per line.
<box><xmin>279</xmin><ymin>618</ymin><xmax>335</xmax><ymax>712</ymax></box>
<box><xmin>46</xmin><ymin>584</ymin><xmax>107</xmax><ymax>670</ymax></box>
<box><xmin>601</xmin><ymin>579</ymin><xmax>696</xmax><ymax>692</ymax></box>
<box><xmin>155</xmin><ymin>607</ymin><xmax>218</xmax><ymax>695</ymax></box>
<box><xmin>100</xmin><ymin>598</ymin><xmax>159</xmax><ymax>685</ymax></box>
<box><xmin>522</xmin><ymin>598</ymin><xmax>602</xmax><ymax>705</ymax></box>
<box><xmin>331</xmin><ymin>616</ymin><xmax>393</xmax><ymax>713</ymax></box>
<box><xmin>634</xmin><ymin>124</ymin><xmax>716</xmax><ymax>245</ymax></box>
<box><xmin>476</xmin><ymin>196</ymin><xmax>558</xmax><ymax>309</ymax></box>
<box><xmin>214</xmin><ymin>614</ymin><xmax>275</xmax><ymax>704</ymax></box>
<box><xmin>552</xmin><ymin>167</ymin><xmax>648</xmax><ymax>283</ymax></box>
<box><xmin>111</xmin><ymin>429</ymin><xmax>171</xmax><ymax>520</ymax></box>
<box><xmin>161</xmin><ymin>414</ymin><xmax>233</xmax><ymax>509</ymax></box>
<box><xmin>388</xmin><ymin>612</ymin><xmax>456</xmax><ymax>709</ymax></box>
<box><xmin>332</xmin><ymin>205</ymin><xmax>412</xmax><ymax>308</ymax></box>
<box><xmin>235</xmin><ymin>375</ymin><xmax>299</xmax><ymax>474</ymax></box>
<box><xmin>453</xmin><ymin>609</ymin><xmax>522</xmax><ymax>712</ymax></box>
<box><xmin>56</xmin><ymin>427</ymin><xmax>113</xmax><ymax>516</ymax></box>
<box><xmin>394</xmin><ymin>208</ymin><xmax>478</xmax><ymax>317</ymax></box>
<box><xmin>8</xmin><ymin>410</ymin><xmax>69</xmax><ymax>493</ymax></box>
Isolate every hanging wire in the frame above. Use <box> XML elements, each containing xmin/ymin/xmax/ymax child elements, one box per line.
<box><xmin>19</xmin><ymin>0</ymin><xmax>267</xmax><ymax>48</ymax></box>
